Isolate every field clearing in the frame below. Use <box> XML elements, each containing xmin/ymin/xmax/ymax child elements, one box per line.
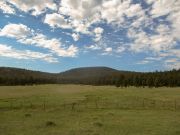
<box><xmin>0</xmin><ymin>85</ymin><xmax>180</xmax><ymax>135</ymax></box>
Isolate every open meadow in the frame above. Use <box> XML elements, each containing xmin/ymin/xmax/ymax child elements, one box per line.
<box><xmin>0</xmin><ymin>85</ymin><xmax>180</xmax><ymax>135</ymax></box>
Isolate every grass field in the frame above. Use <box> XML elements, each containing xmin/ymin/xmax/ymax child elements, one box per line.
<box><xmin>0</xmin><ymin>85</ymin><xmax>180</xmax><ymax>135</ymax></box>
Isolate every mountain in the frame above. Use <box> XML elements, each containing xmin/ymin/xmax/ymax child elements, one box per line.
<box><xmin>0</xmin><ymin>66</ymin><xmax>179</xmax><ymax>87</ymax></box>
<box><xmin>57</xmin><ymin>67</ymin><xmax>123</xmax><ymax>84</ymax></box>
<box><xmin>0</xmin><ymin>67</ymin><xmax>57</xmax><ymax>85</ymax></box>
<box><xmin>59</xmin><ymin>67</ymin><xmax>120</xmax><ymax>78</ymax></box>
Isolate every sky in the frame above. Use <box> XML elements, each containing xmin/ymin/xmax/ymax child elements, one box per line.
<box><xmin>0</xmin><ymin>0</ymin><xmax>180</xmax><ymax>73</ymax></box>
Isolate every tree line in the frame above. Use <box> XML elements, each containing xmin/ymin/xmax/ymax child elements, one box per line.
<box><xmin>0</xmin><ymin>67</ymin><xmax>179</xmax><ymax>87</ymax></box>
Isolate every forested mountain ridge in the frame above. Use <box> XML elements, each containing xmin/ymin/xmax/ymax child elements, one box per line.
<box><xmin>0</xmin><ymin>67</ymin><xmax>179</xmax><ymax>87</ymax></box>
<box><xmin>0</xmin><ymin>67</ymin><xmax>57</xmax><ymax>85</ymax></box>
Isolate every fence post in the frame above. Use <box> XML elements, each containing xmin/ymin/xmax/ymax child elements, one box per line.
<box><xmin>174</xmin><ymin>100</ymin><xmax>177</xmax><ymax>111</ymax></box>
<box><xmin>72</xmin><ymin>103</ymin><xmax>76</xmax><ymax>111</ymax></box>
<box><xmin>43</xmin><ymin>100</ymin><xmax>46</xmax><ymax>111</ymax></box>
<box><xmin>163</xmin><ymin>101</ymin><xmax>165</xmax><ymax>109</ymax></box>
<box><xmin>152</xmin><ymin>100</ymin><xmax>156</xmax><ymax>108</ymax></box>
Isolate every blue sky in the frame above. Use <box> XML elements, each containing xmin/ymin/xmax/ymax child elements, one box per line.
<box><xmin>0</xmin><ymin>0</ymin><xmax>179</xmax><ymax>73</ymax></box>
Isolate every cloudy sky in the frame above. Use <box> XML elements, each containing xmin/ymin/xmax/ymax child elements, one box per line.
<box><xmin>0</xmin><ymin>0</ymin><xmax>179</xmax><ymax>72</ymax></box>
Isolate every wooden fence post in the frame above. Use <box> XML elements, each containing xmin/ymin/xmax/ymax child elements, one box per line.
<box><xmin>71</xmin><ymin>103</ymin><xmax>76</xmax><ymax>111</ymax></box>
<box><xmin>163</xmin><ymin>101</ymin><xmax>165</xmax><ymax>109</ymax></box>
<box><xmin>43</xmin><ymin>100</ymin><xmax>46</xmax><ymax>111</ymax></box>
<box><xmin>174</xmin><ymin>100</ymin><xmax>177</xmax><ymax>111</ymax></box>
<box><xmin>152</xmin><ymin>100</ymin><xmax>156</xmax><ymax>108</ymax></box>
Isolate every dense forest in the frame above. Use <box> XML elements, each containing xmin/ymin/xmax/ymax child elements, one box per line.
<box><xmin>0</xmin><ymin>67</ymin><xmax>179</xmax><ymax>87</ymax></box>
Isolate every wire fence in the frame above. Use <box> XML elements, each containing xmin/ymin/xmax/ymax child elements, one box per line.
<box><xmin>0</xmin><ymin>96</ymin><xmax>179</xmax><ymax>111</ymax></box>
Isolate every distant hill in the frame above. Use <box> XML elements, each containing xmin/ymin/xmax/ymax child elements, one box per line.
<box><xmin>0</xmin><ymin>67</ymin><xmax>179</xmax><ymax>87</ymax></box>
<box><xmin>57</xmin><ymin>67</ymin><xmax>120</xmax><ymax>84</ymax></box>
<box><xmin>0</xmin><ymin>67</ymin><xmax>57</xmax><ymax>85</ymax></box>
<box><xmin>57</xmin><ymin>67</ymin><xmax>137</xmax><ymax>84</ymax></box>
<box><xmin>59</xmin><ymin>67</ymin><xmax>120</xmax><ymax>78</ymax></box>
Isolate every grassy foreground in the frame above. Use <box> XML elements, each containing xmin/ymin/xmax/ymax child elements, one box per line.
<box><xmin>0</xmin><ymin>85</ymin><xmax>180</xmax><ymax>135</ymax></box>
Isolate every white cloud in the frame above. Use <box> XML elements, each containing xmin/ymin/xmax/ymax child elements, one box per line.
<box><xmin>137</xmin><ymin>60</ymin><xmax>150</xmax><ymax>65</ymax></box>
<box><xmin>59</xmin><ymin>0</ymin><xmax>102</xmax><ymax>20</ymax></box>
<box><xmin>94</xmin><ymin>27</ymin><xmax>104</xmax><ymax>42</ymax></box>
<box><xmin>0</xmin><ymin>23</ymin><xmax>79</xmax><ymax>57</ymax></box>
<box><xmin>0</xmin><ymin>1</ymin><xmax>15</xmax><ymax>14</ymax></box>
<box><xmin>71</xmin><ymin>20</ymin><xmax>91</xmax><ymax>34</ymax></box>
<box><xmin>85</xmin><ymin>45</ymin><xmax>101</xmax><ymax>50</ymax></box>
<box><xmin>0</xmin><ymin>44</ymin><xmax>58</xmax><ymax>63</ymax></box>
<box><xmin>94</xmin><ymin>27</ymin><xmax>104</xmax><ymax>35</ymax></box>
<box><xmin>56</xmin><ymin>0</ymin><xmax>145</xmax><ymax>34</ymax></box>
<box><xmin>104</xmin><ymin>47</ymin><xmax>112</xmax><ymax>52</ymax></box>
<box><xmin>147</xmin><ymin>0</ymin><xmax>180</xmax><ymax>40</ymax></box>
<box><xmin>72</xmin><ymin>33</ymin><xmax>80</xmax><ymax>41</ymax></box>
<box><xmin>8</xmin><ymin>0</ymin><xmax>57</xmax><ymax>15</ymax></box>
<box><xmin>170</xmin><ymin>50</ymin><xmax>180</xmax><ymax>59</ymax></box>
<box><xmin>0</xmin><ymin>0</ymin><xmax>179</xmax><ymax>70</ymax></box>
<box><xmin>165</xmin><ymin>58</ymin><xmax>179</xmax><ymax>63</ymax></box>
<box><xmin>116</xmin><ymin>46</ymin><xmax>125</xmax><ymax>53</ymax></box>
<box><xmin>44</xmin><ymin>13</ymin><xmax>71</xmax><ymax>29</ymax></box>
<box><xmin>38</xmin><ymin>0</ymin><xmax>180</xmax><ymax>70</ymax></box>
<box><xmin>149</xmin><ymin>0</ymin><xmax>176</xmax><ymax>18</ymax></box>
<box><xmin>101</xmin><ymin>47</ymin><xmax>113</xmax><ymax>55</ymax></box>
<box><xmin>128</xmin><ymin>26</ymin><xmax>176</xmax><ymax>53</ymax></box>
<box><xmin>165</xmin><ymin>58</ymin><xmax>180</xmax><ymax>70</ymax></box>
<box><xmin>0</xmin><ymin>23</ymin><xmax>33</xmax><ymax>39</ymax></box>
<box><xmin>145</xmin><ymin>57</ymin><xmax>162</xmax><ymax>61</ymax></box>
<box><xmin>18</xmin><ymin>33</ymin><xmax>78</xmax><ymax>57</ymax></box>
<box><xmin>101</xmin><ymin>0</ymin><xmax>146</xmax><ymax>27</ymax></box>
<box><xmin>57</xmin><ymin>0</ymin><xmax>103</xmax><ymax>34</ymax></box>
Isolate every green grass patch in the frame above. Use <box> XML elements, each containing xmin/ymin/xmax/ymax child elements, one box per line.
<box><xmin>0</xmin><ymin>85</ymin><xmax>180</xmax><ymax>135</ymax></box>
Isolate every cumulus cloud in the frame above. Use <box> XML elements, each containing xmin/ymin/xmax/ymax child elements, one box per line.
<box><xmin>0</xmin><ymin>44</ymin><xmax>58</xmax><ymax>63</ymax></box>
<box><xmin>44</xmin><ymin>13</ymin><xmax>71</xmax><ymax>29</ymax></box>
<box><xmin>58</xmin><ymin>0</ymin><xmax>179</xmax><ymax>56</ymax></box>
<box><xmin>0</xmin><ymin>0</ymin><xmax>179</xmax><ymax>69</ymax></box>
<box><xmin>150</xmin><ymin>0</ymin><xmax>180</xmax><ymax>38</ymax></box>
<box><xmin>0</xmin><ymin>1</ymin><xmax>15</xmax><ymax>14</ymax></box>
<box><xmin>148</xmin><ymin>0</ymin><xmax>177</xmax><ymax>18</ymax></box>
<box><xmin>101</xmin><ymin>47</ymin><xmax>113</xmax><ymax>55</ymax></box>
<box><xmin>85</xmin><ymin>45</ymin><xmax>101</xmax><ymax>50</ymax></box>
<box><xmin>59</xmin><ymin>0</ymin><xmax>102</xmax><ymax>21</ymax></box>
<box><xmin>8</xmin><ymin>0</ymin><xmax>57</xmax><ymax>15</ymax></box>
<box><xmin>94</xmin><ymin>27</ymin><xmax>104</xmax><ymax>42</ymax></box>
<box><xmin>18</xmin><ymin>33</ymin><xmax>78</xmax><ymax>57</ymax></box>
<box><xmin>0</xmin><ymin>23</ymin><xmax>78</xmax><ymax>58</ymax></box>
<box><xmin>128</xmin><ymin>27</ymin><xmax>176</xmax><ymax>53</ymax></box>
<box><xmin>105</xmin><ymin>47</ymin><xmax>112</xmax><ymax>52</ymax></box>
<box><xmin>116</xmin><ymin>46</ymin><xmax>126</xmax><ymax>53</ymax></box>
<box><xmin>137</xmin><ymin>60</ymin><xmax>150</xmax><ymax>65</ymax></box>
<box><xmin>0</xmin><ymin>23</ymin><xmax>33</xmax><ymax>38</ymax></box>
<box><xmin>72</xmin><ymin>33</ymin><xmax>80</xmax><ymax>41</ymax></box>
<box><xmin>55</xmin><ymin>0</ymin><xmax>145</xmax><ymax>34</ymax></box>
<box><xmin>165</xmin><ymin>58</ymin><xmax>180</xmax><ymax>70</ymax></box>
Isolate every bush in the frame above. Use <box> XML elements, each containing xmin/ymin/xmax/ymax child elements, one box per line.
<box><xmin>46</xmin><ymin>121</ymin><xmax>56</xmax><ymax>127</ymax></box>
